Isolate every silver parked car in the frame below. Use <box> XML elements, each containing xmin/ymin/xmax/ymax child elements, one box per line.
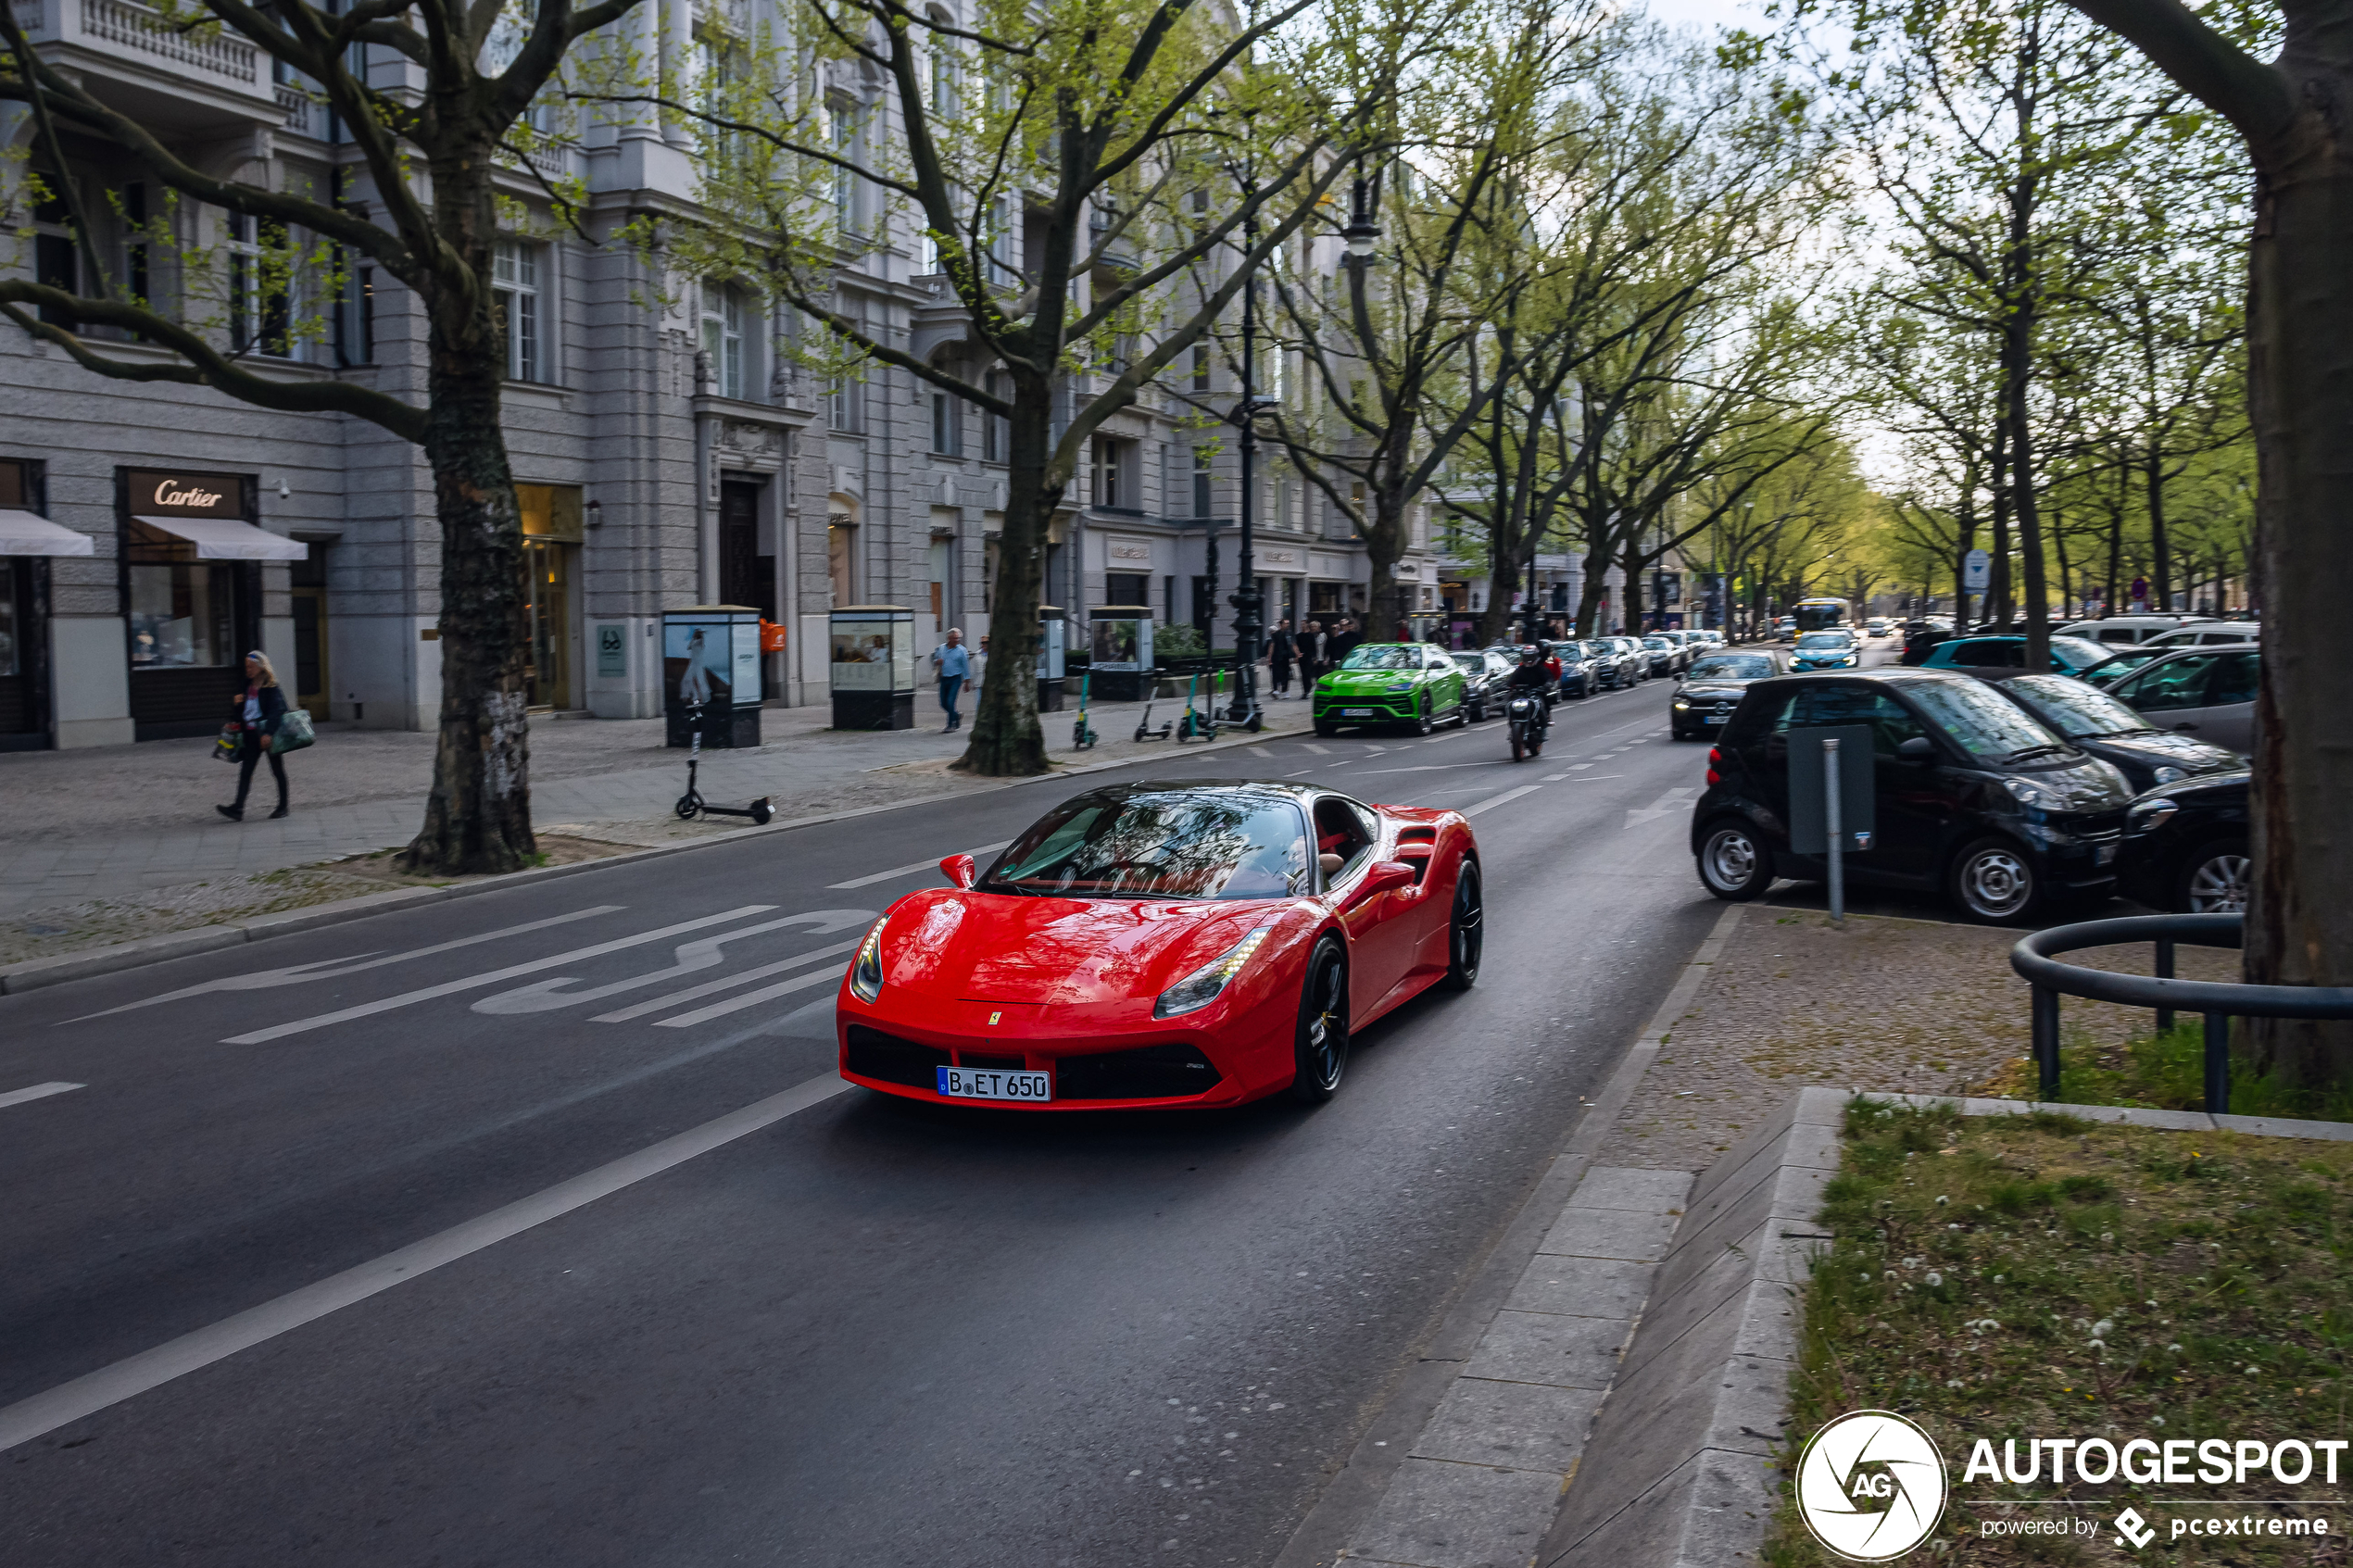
<box><xmin>2101</xmin><ymin>646</ymin><xmax>2260</xmax><ymax>755</ymax></box>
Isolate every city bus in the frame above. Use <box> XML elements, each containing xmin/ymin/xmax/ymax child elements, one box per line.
<box><xmin>1793</xmin><ymin>597</ymin><xmax>1851</xmax><ymax>633</ymax></box>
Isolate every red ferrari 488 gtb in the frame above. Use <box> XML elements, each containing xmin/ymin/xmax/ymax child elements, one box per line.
<box><xmin>837</xmin><ymin>781</ymin><xmax>1482</xmax><ymax>1109</ymax></box>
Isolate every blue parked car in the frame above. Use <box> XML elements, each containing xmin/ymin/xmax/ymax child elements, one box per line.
<box><xmin>1916</xmin><ymin>634</ymin><xmax>2111</xmax><ymax>681</ymax></box>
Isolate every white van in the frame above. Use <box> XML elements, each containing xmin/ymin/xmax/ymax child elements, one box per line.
<box><xmin>2057</xmin><ymin>614</ymin><xmax>2212</xmax><ymax>647</ymax></box>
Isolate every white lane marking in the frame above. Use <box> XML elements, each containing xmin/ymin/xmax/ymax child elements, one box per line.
<box><xmin>221</xmin><ymin>907</ymin><xmax>779</xmax><ymax>1045</ymax></box>
<box><xmin>652</xmin><ymin>964</ymin><xmax>848</xmax><ymax>1028</ymax></box>
<box><xmin>472</xmin><ymin>910</ymin><xmax>875</xmax><ymax>1015</ymax></box>
<box><xmin>0</xmin><ymin>1081</ymin><xmax>84</xmax><ymax>1110</ymax></box>
<box><xmin>0</xmin><ymin>1071</ymin><xmax>855</xmax><ymax>1455</ymax></box>
<box><xmin>1460</xmin><ymin>785</ymin><xmax>1542</xmax><ymax>818</ymax></box>
<box><xmin>1569</xmin><ymin>764</ymin><xmax>1594</xmax><ymax>770</ymax></box>
<box><xmin>1249</xmin><ymin>746</ymin><xmax>1276</xmax><ymax>758</ymax></box>
<box><xmin>1625</xmin><ymin>785</ymin><xmax>1701</xmax><ymax>828</ymax></box>
<box><xmin>1301</xmin><ymin>744</ymin><xmax>1332</xmax><ymax>755</ymax></box>
<box><xmin>590</xmin><ymin>941</ymin><xmax>859</xmax><ymax>1022</ymax></box>
<box><xmin>67</xmin><ymin>908</ymin><xmax>627</xmax><ymax>1022</ymax></box>
<box><xmin>1358</xmin><ymin>760</ymin><xmax>1503</xmax><ymax>775</ymax></box>
<box><xmin>827</xmin><ymin>842</ymin><xmax>1013</xmax><ymax>890</ymax></box>
<box><xmin>1541</xmin><ymin>773</ymin><xmax>1568</xmax><ymax>781</ymax></box>
<box><xmin>1285</xmin><ymin>768</ymin><xmax>1316</xmax><ymax>778</ymax></box>
<box><xmin>1570</xmin><ymin>774</ymin><xmax>1624</xmax><ymax>782</ymax></box>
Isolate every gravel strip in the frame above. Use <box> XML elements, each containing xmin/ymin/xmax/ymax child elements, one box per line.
<box><xmin>1594</xmin><ymin>906</ymin><xmax>2239</xmax><ymax>1172</ymax></box>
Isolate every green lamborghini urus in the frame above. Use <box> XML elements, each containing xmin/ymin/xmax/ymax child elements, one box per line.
<box><xmin>1312</xmin><ymin>643</ymin><xmax>1470</xmax><ymax>736</ymax></box>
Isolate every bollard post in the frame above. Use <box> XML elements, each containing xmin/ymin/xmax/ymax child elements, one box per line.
<box><xmin>2155</xmin><ymin>937</ymin><xmax>2175</xmax><ymax>1034</ymax></box>
<box><xmin>2204</xmin><ymin>1011</ymin><xmax>2231</xmax><ymax>1115</ymax></box>
<box><xmin>2033</xmin><ymin>984</ymin><xmax>2060</xmax><ymax>1102</ymax></box>
<box><xmin>1824</xmin><ymin>737</ymin><xmax>1843</xmax><ymax>926</ymax></box>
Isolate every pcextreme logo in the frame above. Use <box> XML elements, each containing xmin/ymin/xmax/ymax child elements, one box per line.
<box><xmin>1796</xmin><ymin>1411</ymin><xmax>1949</xmax><ymax>1562</ymax></box>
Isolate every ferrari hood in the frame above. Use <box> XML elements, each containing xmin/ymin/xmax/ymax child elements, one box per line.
<box><xmin>877</xmin><ymin>889</ymin><xmax>1271</xmax><ymax>1005</ymax></box>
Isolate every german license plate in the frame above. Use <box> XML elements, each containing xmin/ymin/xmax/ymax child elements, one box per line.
<box><xmin>937</xmin><ymin>1066</ymin><xmax>1051</xmax><ymax>1101</ymax></box>
<box><xmin>2095</xmin><ymin>843</ymin><xmax>2118</xmax><ymax>866</ymax></box>
<box><xmin>1341</xmin><ymin>708</ymin><xmax>1375</xmax><ymax>717</ymax></box>
<box><xmin>1704</xmin><ymin>712</ymin><xmax>1726</xmax><ymax>723</ymax></box>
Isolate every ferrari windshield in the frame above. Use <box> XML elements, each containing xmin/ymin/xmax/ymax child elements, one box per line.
<box><xmin>981</xmin><ymin>792</ymin><xmax>1312</xmax><ymax>899</ymax></box>
<box><xmin>1338</xmin><ymin>646</ymin><xmax>1423</xmax><ymax>671</ymax></box>
<box><xmin>1689</xmin><ymin>654</ymin><xmax>1775</xmax><ymax>680</ymax></box>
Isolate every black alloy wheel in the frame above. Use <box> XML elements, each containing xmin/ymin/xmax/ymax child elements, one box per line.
<box><xmin>1949</xmin><ymin>836</ymin><xmax>2041</xmax><ymax>923</ymax></box>
<box><xmin>1290</xmin><ymin>939</ymin><xmax>1351</xmax><ymax>1103</ymax></box>
<box><xmin>1443</xmin><ymin>861</ymin><xmax>1483</xmax><ymax>990</ymax></box>
<box><xmin>2178</xmin><ymin>839</ymin><xmax>2251</xmax><ymax>913</ymax></box>
<box><xmin>1696</xmin><ymin>819</ymin><xmax>1772</xmax><ymax>901</ymax></box>
<box><xmin>1413</xmin><ymin>695</ymin><xmax>1435</xmax><ymax>736</ymax></box>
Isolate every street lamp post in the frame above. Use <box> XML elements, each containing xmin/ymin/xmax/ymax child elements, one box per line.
<box><xmin>1224</xmin><ymin>199</ymin><xmax>1261</xmax><ymax>729</ymax></box>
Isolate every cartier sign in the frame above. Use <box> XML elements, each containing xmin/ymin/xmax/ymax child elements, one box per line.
<box><xmin>127</xmin><ymin>470</ymin><xmax>245</xmax><ymax>518</ymax></box>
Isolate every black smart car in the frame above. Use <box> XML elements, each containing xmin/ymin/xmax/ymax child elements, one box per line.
<box><xmin>1689</xmin><ymin>668</ymin><xmax>2138</xmax><ymax>922</ymax></box>
<box><xmin>1989</xmin><ymin>674</ymin><xmax>2242</xmax><ymax>792</ymax></box>
<box><xmin>2114</xmin><ymin>771</ymin><xmax>2249</xmax><ymax>913</ymax></box>
<box><xmin>1670</xmin><ymin>647</ymin><xmax>1789</xmax><ymax>740</ymax></box>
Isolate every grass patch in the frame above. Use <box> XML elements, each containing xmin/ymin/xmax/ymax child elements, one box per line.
<box><xmin>1978</xmin><ymin>1022</ymin><xmax>2353</xmax><ymax>1123</ymax></box>
<box><xmin>1764</xmin><ymin>1098</ymin><xmax>2353</xmax><ymax>1563</ymax></box>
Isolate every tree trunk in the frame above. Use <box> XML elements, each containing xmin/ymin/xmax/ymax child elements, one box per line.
<box><xmin>403</xmin><ymin>157</ymin><xmax>533</xmax><ymax>876</ymax></box>
<box><xmin>1363</xmin><ymin>485</ymin><xmax>1407</xmax><ymax>642</ymax></box>
<box><xmin>956</xmin><ymin>394</ymin><xmax>1054</xmax><ymax>775</ymax></box>
<box><xmin>2145</xmin><ymin>445</ymin><xmax>2173</xmax><ymax>614</ymax></box>
<box><xmin>2240</xmin><ymin>103</ymin><xmax>2353</xmax><ymax>1080</ymax></box>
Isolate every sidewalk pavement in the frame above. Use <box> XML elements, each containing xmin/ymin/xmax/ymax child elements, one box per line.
<box><xmin>0</xmin><ymin>678</ymin><xmax>1316</xmax><ymax>947</ymax></box>
<box><xmin>1311</xmin><ymin>900</ymin><xmax>2243</xmax><ymax>1568</ymax></box>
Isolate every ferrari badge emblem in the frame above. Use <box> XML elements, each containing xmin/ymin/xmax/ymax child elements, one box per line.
<box><xmin>988</xmin><ymin>1010</ymin><xmax>1002</xmax><ymax>1025</ymax></box>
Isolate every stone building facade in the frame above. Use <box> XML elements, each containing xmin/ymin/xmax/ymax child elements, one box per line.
<box><xmin>0</xmin><ymin>0</ymin><xmax>1432</xmax><ymax>751</ymax></box>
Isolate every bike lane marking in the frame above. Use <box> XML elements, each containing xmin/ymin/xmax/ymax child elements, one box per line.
<box><xmin>220</xmin><ymin>907</ymin><xmax>780</xmax><ymax>1044</ymax></box>
<box><xmin>0</xmin><ymin>1081</ymin><xmax>84</xmax><ymax>1110</ymax></box>
<box><xmin>592</xmin><ymin>941</ymin><xmax>859</xmax><ymax>1022</ymax></box>
<box><xmin>828</xmin><ymin>842</ymin><xmax>1013</xmax><ymax>890</ymax></box>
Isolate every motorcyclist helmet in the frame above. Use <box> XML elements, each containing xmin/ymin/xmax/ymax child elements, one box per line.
<box><xmin>1518</xmin><ymin>645</ymin><xmax>1544</xmax><ymax>664</ymax></box>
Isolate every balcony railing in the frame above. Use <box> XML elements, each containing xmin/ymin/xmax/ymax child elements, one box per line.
<box><xmin>80</xmin><ymin>0</ymin><xmax>258</xmax><ymax>83</ymax></box>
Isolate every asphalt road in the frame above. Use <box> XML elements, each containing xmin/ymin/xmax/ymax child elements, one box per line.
<box><xmin>1</xmin><ymin>668</ymin><xmax>1730</xmax><ymax>1568</ymax></box>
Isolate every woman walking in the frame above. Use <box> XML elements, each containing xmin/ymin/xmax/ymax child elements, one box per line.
<box><xmin>218</xmin><ymin>651</ymin><xmax>290</xmax><ymax>821</ymax></box>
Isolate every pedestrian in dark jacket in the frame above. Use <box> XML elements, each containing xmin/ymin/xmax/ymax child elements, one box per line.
<box><xmin>1266</xmin><ymin>620</ymin><xmax>1296</xmax><ymax>696</ymax></box>
<box><xmin>219</xmin><ymin>651</ymin><xmax>290</xmax><ymax>821</ymax></box>
<box><xmin>1328</xmin><ymin>617</ymin><xmax>1363</xmax><ymax>664</ymax></box>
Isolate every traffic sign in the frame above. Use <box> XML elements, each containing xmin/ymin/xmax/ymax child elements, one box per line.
<box><xmin>1962</xmin><ymin>549</ymin><xmax>1990</xmax><ymax>592</ymax></box>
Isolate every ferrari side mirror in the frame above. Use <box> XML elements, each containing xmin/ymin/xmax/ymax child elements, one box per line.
<box><xmin>1364</xmin><ymin>860</ymin><xmax>1417</xmax><ymax>896</ymax></box>
<box><xmin>941</xmin><ymin>853</ymin><xmax>977</xmax><ymax>888</ymax></box>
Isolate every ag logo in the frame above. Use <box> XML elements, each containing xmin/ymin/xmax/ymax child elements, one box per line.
<box><xmin>1795</xmin><ymin>1410</ymin><xmax>1948</xmax><ymax>1561</ymax></box>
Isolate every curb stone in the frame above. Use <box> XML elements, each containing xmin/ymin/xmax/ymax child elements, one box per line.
<box><xmin>0</xmin><ymin>710</ymin><xmax>1314</xmax><ymax>996</ymax></box>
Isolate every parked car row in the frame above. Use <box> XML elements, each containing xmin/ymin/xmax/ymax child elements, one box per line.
<box><xmin>1687</xmin><ymin>664</ymin><xmax>2255</xmax><ymax>924</ymax></box>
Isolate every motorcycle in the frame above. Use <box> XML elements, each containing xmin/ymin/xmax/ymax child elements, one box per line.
<box><xmin>1505</xmin><ymin>693</ymin><xmax>1548</xmax><ymax>762</ymax></box>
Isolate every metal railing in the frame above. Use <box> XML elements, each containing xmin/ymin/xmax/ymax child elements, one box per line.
<box><xmin>2010</xmin><ymin>913</ymin><xmax>2353</xmax><ymax>1110</ymax></box>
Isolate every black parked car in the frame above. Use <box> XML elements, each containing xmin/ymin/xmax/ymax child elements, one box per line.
<box><xmin>1670</xmin><ymin>647</ymin><xmax>1788</xmax><ymax>740</ymax></box>
<box><xmin>1689</xmin><ymin>669</ymin><xmax>2137</xmax><ymax>922</ymax></box>
<box><xmin>1989</xmin><ymin>674</ymin><xmax>2243</xmax><ymax>792</ymax></box>
<box><xmin>2115</xmin><ymin>771</ymin><xmax>2250</xmax><ymax>913</ymax></box>
<box><xmin>1641</xmin><ymin>634</ymin><xmax>1688</xmax><ymax>678</ymax></box>
<box><xmin>1451</xmin><ymin>647</ymin><xmax>1517</xmax><ymax>721</ymax></box>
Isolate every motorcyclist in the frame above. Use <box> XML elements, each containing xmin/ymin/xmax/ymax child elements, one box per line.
<box><xmin>1504</xmin><ymin>645</ymin><xmax>1554</xmax><ymax>737</ymax></box>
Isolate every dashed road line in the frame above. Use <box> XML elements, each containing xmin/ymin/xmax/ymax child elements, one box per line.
<box><xmin>1459</xmin><ymin>784</ymin><xmax>1542</xmax><ymax>818</ymax></box>
<box><xmin>0</xmin><ymin>1081</ymin><xmax>84</xmax><ymax>1110</ymax></box>
<box><xmin>592</xmin><ymin>942</ymin><xmax>858</xmax><ymax>1023</ymax></box>
<box><xmin>829</xmin><ymin>841</ymin><xmax>1013</xmax><ymax>889</ymax></box>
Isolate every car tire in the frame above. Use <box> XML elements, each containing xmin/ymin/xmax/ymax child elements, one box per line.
<box><xmin>1949</xmin><ymin>836</ymin><xmax>2042</xmax><ymax>923</ymax></box>
<box><xmin>1441</xmin><ymin>860</ymin><xmax>1483</xmax><ymax>990</ymax></box>
<box><xmin>2177</xmin><ymin>838</ymin><xmax>2251</xmax><ymax>913</ymax></box>
<box><xmin>1290</xmin><ymin>938</ymin><xmax>1351</xmax><ymax>1103</ymax></box>
<box><xmin>1696</xmin><ymin>819</ymin><xmax>1773</xmax><ymax>901</ymax></box>
<box><xmin>1413</xmin><ymin>696</ymin><xmax>1435</xmax><ymax>736</ymax></box>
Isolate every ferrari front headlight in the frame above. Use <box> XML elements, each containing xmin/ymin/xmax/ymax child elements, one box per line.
<box><xmin>849</xmin><ymin>914</ymin><xmax>888</xmax><ymax>1002</ymax></box>
<box><xmin>1153</xmin><ymin>927</ymin><xmax>1274</xmax><ymax>1019</ymax></box>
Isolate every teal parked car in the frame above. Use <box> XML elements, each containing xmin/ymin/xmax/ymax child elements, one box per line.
<box><xmin>1313</xmin><ymin>644</ymin><xmax>1470</xmax><ymax>735</ymax></box>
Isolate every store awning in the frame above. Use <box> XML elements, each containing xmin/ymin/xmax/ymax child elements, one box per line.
<box><xmin>132</xmin><ymin>516</ymin><xmax>309</xmax><ymax>560</ymax></box>
<box><xmin>0</xmin><ymin>510</ymin><xmax>94</xmax><ymax>558</ymax></box>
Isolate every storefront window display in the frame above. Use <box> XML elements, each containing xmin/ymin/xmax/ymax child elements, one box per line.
<box><xmin>127</xmin><ymin>520</ymin><xmax>236</xmax><ymax>669</ymax></box>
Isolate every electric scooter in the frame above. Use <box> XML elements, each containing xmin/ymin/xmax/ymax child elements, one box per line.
<box><xmin>1133</xmin><ymin>676</ymin><xmax>1174</xmax><ymax>742</ymax></box>
<box><xmin>674</xmin><ymin>702</ymin><xmax>774</xmax><ymax>824</ymax></box>
<box><xmin>1176</xmin><ymin>669</ymin><xmax>1222</xmax><ymax>742</ymax></box>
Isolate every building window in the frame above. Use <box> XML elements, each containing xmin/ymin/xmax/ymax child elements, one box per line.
<box><xmin>983</xmin><ymin>370</ymin><xmax>1010</xmax><ymax>461</ymax></box>
<box><xmin>984</xmin><ymin>194</ymin><xmax>1016</xmax><ymax>286</ymax></box>
<box><xmin>828</xmin><ymin>96</ymin><xmax>862</xmax><ymax>237</ymax></box>
<box><xmin>1105</xmin><ymin>572</ymin><xmax>1150</xmax><ymax>607</ymax></box>
<box><xmin>227</xmin><ymin>212</ymin><xmax>297</xmax><ymax>358</ymax></box>
<box><xmin>932</xmin><ymin>387</ymin><xmax>963</xmax><ymax>456</ymax></box>
<box><xmin>1191</xmin><ymin>344</ymin><xmax>1211</xmax><ymax>392</ymax></box>
<box><xmin>701</xmin><ymin>281</ymin><xmax>744</xmax><ymax>399</ymax></box>
<box><xmin>31</xmin><ymin>182</ymin><xmax>78</xmax><ymax>326</ymax></box>
<box><xmin>126</xmin><ymin>522</ymin><xmax>237</xmax><ymax>669</ymax></box>
<box><xmin>1192</xmin><ymin>445</ymin><xmax>1214</xmax><ymax>520</ymax></box>
<box><xmin>1092</xmin><ymin>437</ymin><xmax>1134</xmax><ymax>510</ymax></box>
<box><xmin>495</xmin><ymin>239</ymin><xmax>543</xmax><ymax>382</ymax></box>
